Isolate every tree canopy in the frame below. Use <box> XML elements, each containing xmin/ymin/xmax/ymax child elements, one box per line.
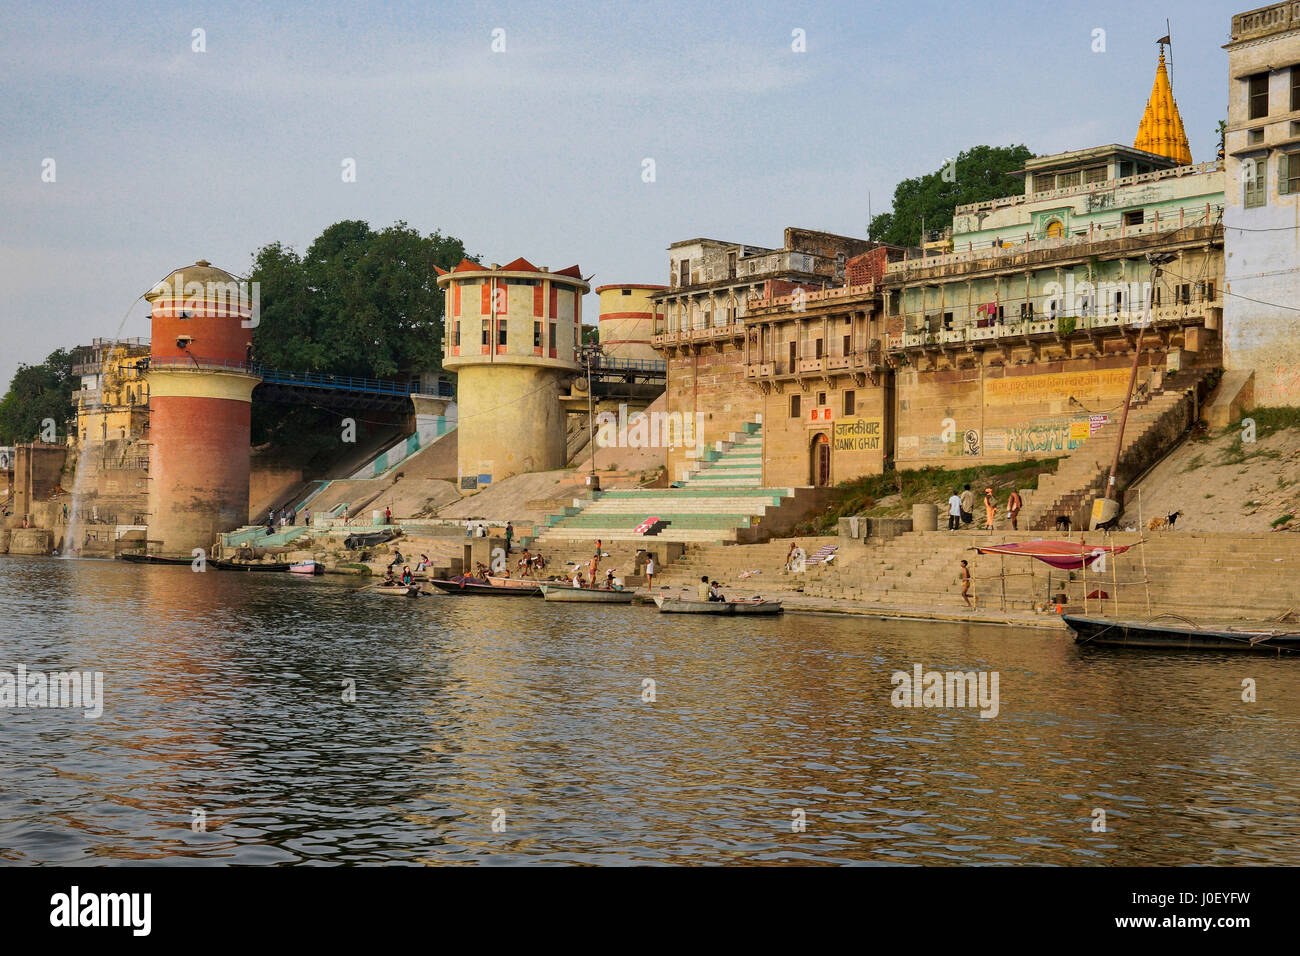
<box><xmin>869</xmin><ymin>145</ymin><xmax>1035</xmax><ymax>247</ymax></box>
<box><xmin>249</xmin><ymin>220</ymin><xmax>471</xmax><ymax>380</ymax></box>
<box><xmin>0</xmin><ymin>349</ymin><xmax>77</xmax><ymax>444</ymax></box>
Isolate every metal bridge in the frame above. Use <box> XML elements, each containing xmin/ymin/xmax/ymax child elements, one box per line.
<box><xmin>141</xmin><ymin>356</ymin><xmax>454</xmax><ymax>412</ymax></box>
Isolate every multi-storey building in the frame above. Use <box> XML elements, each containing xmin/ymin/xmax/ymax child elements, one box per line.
<box><xmin>1223</xmin><ymin>2</ymin><xmax>1300</xmax><ymax>405</ymax></box>
<box><xmin>651</xmin><ymin>229</ymin><xmax>885</xmax><ymax>481</ymax></box>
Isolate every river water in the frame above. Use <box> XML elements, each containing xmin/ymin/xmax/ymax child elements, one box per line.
<box><xmin>2</xmin><ymin>556</ymin><xmax>1298</xmax><ymax>866</ymax></box>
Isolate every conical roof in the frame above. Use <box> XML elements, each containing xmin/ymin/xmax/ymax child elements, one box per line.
<box><xmin>1134</xmin><ymin>51</ymin><xmax>1192</xmax><ymax>166</ymax></box>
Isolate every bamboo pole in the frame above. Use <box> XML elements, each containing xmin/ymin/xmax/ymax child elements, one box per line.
<box><xmin>1138</xmin><ymin>487</ymin><xmax>1152</xmax><ymax>616</ymax></box>
<box><xmin>1111</xmin><ymin>539</ymin><xmax>1120</xmax><ymax>618</ymax></box>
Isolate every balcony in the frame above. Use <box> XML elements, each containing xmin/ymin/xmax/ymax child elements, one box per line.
<box><xmin>889</xmin><ymin>299</ymin><xmax>1222</xmax><ymax>353</ymax></box>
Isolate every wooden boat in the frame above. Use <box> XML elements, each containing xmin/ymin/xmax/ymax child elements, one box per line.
<box><xmin>728</xmin><ymin>598</ymin><xmax>784</xmax><ymax>615</ymax></box>
<box><xmin>486</xmin><ymin>575</ymin><xmax>544</xmax><ymax>594</ymax></box>
<box><xmin>540</xmin><ymin>584</ymin><xmax>636</xmax><ymax>603</ymax></box>
<box><xmin>211</xmin><ymin>559</ymin><xmax>294</xmax><ymax>572</ymax></box>
<box><xmin>289</xmin><ymin>561</ymin><xmax>324</xmax><ymax>575</ymax></box>
<box><xmin>117</xmin><ymin>553</ymin><xmax>194</xmax><ymax>566</ymax></box>
<box><xmin>654</xmin><ymin>595</ymin><xmax>783</xmax><ymax>615</ymax></box>
<box><xmin>428</xmin><ymin>576</ymin><xmax>536</xmax><ymax>596</ymax></box>
<box><xmin>372</xmin><ymin>584</ymin><xmax>421</xmax><ymax>597</ymax></box>
<box><xmin>1064</xmin><ymin>614</ymin><xmax>1300</xmax><ymax>653</ymax></box>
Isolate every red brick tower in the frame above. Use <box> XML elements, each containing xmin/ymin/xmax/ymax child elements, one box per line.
<box><xmin>144</xmin><ymin>260</ymin><xmax>260</xmax><ymax>556</ymax></box>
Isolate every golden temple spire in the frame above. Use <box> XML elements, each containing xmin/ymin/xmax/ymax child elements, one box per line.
<box><xmin>1135</xmin><ymin>49</ymin><xmax>1193</xmax><ymax>166</ymax></box>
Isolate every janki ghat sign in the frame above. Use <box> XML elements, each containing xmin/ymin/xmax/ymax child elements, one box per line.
<box><xmin>833</xmin><ymin>417</ymin><xmax>883</xmax><ymax>452</ymax></box>
<box><xmin>0</xmin><ymin>447</ymin><xmax>13</xmax><ymax>471</ymax></box>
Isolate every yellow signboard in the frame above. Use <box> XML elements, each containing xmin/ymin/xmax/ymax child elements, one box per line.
<box><xmin>833</xmin><ymin>417</ymin><xmax>883</xmax><ymax>451</ymax></box>
<box><xmin>986</xmin><ymin>369</ymin><xmax>1131</xmax><ymax>405</ymax></box>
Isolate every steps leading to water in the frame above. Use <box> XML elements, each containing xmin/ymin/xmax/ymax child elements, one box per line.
<box><xmin>535</xmin><ymin>421</ymin><xmax>826</xmax><ymax>547</ymax></box>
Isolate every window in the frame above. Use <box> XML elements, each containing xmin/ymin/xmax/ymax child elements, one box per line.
<box><xmin>453</xmin><ymin>322</ymin><xmax>460</xmax><ymax>347</ymax></box>
<box><xmin>1084</xmin><ymin>165</ymin><xmax>1107</xmax><ymax>184</ymax></box>
<box><xmin>1045</xmin><ymin>219</ymin><xmax>1064</xmax><ymax>239</ymax></box>
<box><xmin>548</xmin><ymin>323</ymin><xmax>557</xmax><ymax>351</ymax></box>
<box><xmin>1249</xmin><ymin>72</ymin><xmax>1269</xmax><ymax>120</ymax></box>
<box><xmin>1177</xmin><ymin>284</ymin><xmax>1191</xmax><ymax>305</ymax></box>
<box><xmin>498</xmin><ymin>323</ymin><xmax>508</xmax><ymax>347</ymax></box>
<box><xmin>843</xmin><ymin>334</ymin><xmax>851</xmax><ymax>355</ymax></box>
<box><xmin>789</xmin><ymin>341</ymin><xmax>797</xmax><ymax>367</ymax></box>
<box><xmin>1123</xmin><ymin>209</ymin><xmax>1145</xmax><ymax>227</ymax></box>
<box><xmin>1248</xmin><ymin>127</ymin><xmax>1265</xmax><ymax>145</ymax></box>
<box><xmin>790</xmin><ymin>394</ymin><xmax>801</xmax><ymax>418</ymax></box>
<box><xmin>1282</xmin><ymin>152</ymin><xmax>1300</xmax><ymax>195</ymax></box>
<box><xmin>621</xmin><ymin>288</ymin><xmax>632</xmax><ymax>296</ymax></box>
<box><xmin>1020</xmin><ymin>302</ymin><xmax>1035</xmax><ymax>319</ymax></box>
<box><xmin>1056</xmin><ymin>170</ymin><xmax>1081</xmax><ymax>189</ymax></box>
<box><xmin>481</xmin><ymin>319</ymin><xmax>490</xmax><ymax>346</ymax></box>
<box><xmin>727</xmin><ymin>251</ymin><xmax>737</xmax><ymax>278</ymax></box>
<box><xmin>679</xmin><ymin>259</ymin><xmax>690</xmax><ymax>287</ymax></box>
<box><xmin>534</xmin><ymin>321</ymin><xmax>542</xmax><ymax>348</ymax></box>
<box><xmin>1246</xmin><ymin>156</ymin><xmax>1267</xmax><ymax>208</ymax></box>
<box><xmin>843</xmin><ymin>390</ymin><xmax>856</xmax><ymax>416</ymax></box>
<box><xmin>1033</xmin><ymin>172</ymin><xmax>1055</xmax><ymax>193</ymax></box>
<box><xmin>1292</xmin><ymin>67</ymin><xmax>1300</xmax><ymax>111</ymax></box>
<box><xmin>815</xmin><ymin>339</ymin><xmax>824</xmax><ymax>359</ymax></box>
<box><xmin>816</xmin><ymin>391</ymin><xmax>827</xmax><ymax>406</ymax></box>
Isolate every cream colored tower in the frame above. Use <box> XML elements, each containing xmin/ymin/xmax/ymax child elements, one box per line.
<box><xmin>437</xmin><ymin>257</ymin><xmax>590</xmax><ymax>491</ymax></box>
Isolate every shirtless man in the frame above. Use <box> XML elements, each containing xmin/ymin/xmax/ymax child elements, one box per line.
<box><xmin>960</xmin><ymin>559</ymin><xmax>973</xmax><ymax>607</ymax></box>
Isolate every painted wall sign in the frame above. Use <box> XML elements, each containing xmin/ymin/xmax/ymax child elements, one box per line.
<box><xmin>833</xmin><ymin>417</ymin><xmax>883</xmax><ymax>451</ymax></box>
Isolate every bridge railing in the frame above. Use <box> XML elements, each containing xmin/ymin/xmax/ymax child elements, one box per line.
<box><xmin>142</xmin><ymin>356</ymin><xmax>454</xmax><ymax>397</ymax></box>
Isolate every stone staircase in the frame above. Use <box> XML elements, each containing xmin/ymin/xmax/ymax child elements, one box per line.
<box><xmin>533</xmin><ymin>421</ymin><xmax>829</xmax><ymax>547</ymax></box>
<box><xmin>1016</xmin><ymin>372</ymin><xmax>1205</xmax><ymax>530</ymax></box>
<box><xmin>800</xmin><ymin>528</ymin><xmax>1298</xmax><ymax>620</ymax></box>
<box><xmin>650</xmin><ymin>538</ymin><xmax>810</xmax><ymax>596</ymax></box>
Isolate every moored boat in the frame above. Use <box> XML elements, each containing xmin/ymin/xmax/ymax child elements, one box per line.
<box><xmin>486</xmin><ymin>575</ymin><xmax>544</xmax><ymax>594</ymax></box>
<box><xmin>1064</xmin><ymin>614</ymin><xmax>1300</xmax><ymax>653</ymax></box>
<box><xmin>372</xmin><ymin>584</ymin><xmax>421</xmax><ymax>597</ymax></box>
<box><xmin>540</xmin><ymin>584</ymin><xmax>636</xmax><ymax>603</ymax></box>
<box><xmin>289</xmin><ymin>561</ymin><xmax>324</xmax><ymax>575</ymax></box>
<box><xmin>654</xmin><ymin>594</ymin><xmax>783</xmax><ymax>614</ymax></box>
<box><xmin>428</xmin><ymin>576</ymin><xmax>537</xmax><ymax>596</ymax></box>
<box><xmin>117</xmin><ymin>553</ymin><xmax>194</xmax><ymax>566</ymax></box>
<box><xmin>211</xmin><ymin>559</ymin><xmax>294</xmax><ymax>572</ymax></box>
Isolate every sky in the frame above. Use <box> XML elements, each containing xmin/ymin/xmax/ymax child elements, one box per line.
<box><xmin>0</xmin><ymin>0</ymin><xmax>1241</xmax><ymax>389</ymax></box>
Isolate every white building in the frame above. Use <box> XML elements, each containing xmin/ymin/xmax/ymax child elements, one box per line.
<box><xmin>1224</xmin><ymin>3</ymin><xmax>1300</xmax><ymax>406</ymax></box>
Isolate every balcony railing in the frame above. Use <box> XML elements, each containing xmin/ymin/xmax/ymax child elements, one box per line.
<box><xmin>888</xmin><ymin>300</ymin><xmax>1221</xmax><ymax>350</ymax></box>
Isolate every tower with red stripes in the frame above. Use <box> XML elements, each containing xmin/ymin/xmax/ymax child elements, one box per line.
<box><xmin>144</xmin><ymin>260</ymin><xmax>260</xmax><ymax>555</ymax></box>
<box><xmin>437</xmin><ymin>258</ymin><xmax>589</xmax><ymax>492</ymax></box>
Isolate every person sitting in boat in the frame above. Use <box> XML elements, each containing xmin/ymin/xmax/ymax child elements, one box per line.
<box><xmin>571</xmin><ymin>570</ymin><xmax>585</xmax><ymax>588</ymax></box>
<box><xmin>708</xmin><ymin>580</ymin><xmax>727</xmax><ymax>602</ymax></box>
<box><xmin>697</xmin><ymin>575</ymin><xmax>711</xmax><ymax>602</ymax></box>
<box><xmin>533</xmin><ymin>553</ymin><xmax>546</xmax><ymax>572</ymax></box>
<box><xmin>517</xmin><ymin>549</ymin><xmax>533</xmax><ymax>574</ymax></box>
<box><xmin>382</xmin><ymin>568</ymin><xmax>397</xmax><ymax>587</ymax></box>
<box><xmin>604</xmin><ymin>568</ymin><xmax>616</xmax><ymax>590</ymax></box>
<box><xmin>401</xmin><ymin>566</ymin><xmax>413</xmax><ymax>586</ymax></box>
<box><xmin>499</xmin><ymin>567</ymin><xmax>512</xmax><ymax>579</ymax></box>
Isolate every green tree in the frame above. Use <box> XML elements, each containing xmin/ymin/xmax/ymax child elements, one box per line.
<box><xmin>869</xmin><ymin>145</ymin><xmax>1034</xmax><ymax>247</ymax></box>
<box><xmin>0</xmin><ymin>349</ymin><xmax>77</xmax><ymax>444</ymax></box>
<box><xmin>249</xmin><ymin>220</ymin><xmax>470</xmax><ymax>380</ymax></box>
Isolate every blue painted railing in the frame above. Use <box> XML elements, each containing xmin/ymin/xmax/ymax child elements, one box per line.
<box><xmin>142</xmin><ymin>356</ymin><xmax>455</xmax><ymax>397</ymax></box>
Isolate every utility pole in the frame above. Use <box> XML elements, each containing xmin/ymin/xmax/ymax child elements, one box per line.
<box><xmin>1091</xmin><ymin>251</ymin><xmax>1176</xmax><ymax>529</ymax></box>
<box><xmin>581</xmin><ymin>341</ymin><xmax>604</xmax><ymax>491</ymax></box>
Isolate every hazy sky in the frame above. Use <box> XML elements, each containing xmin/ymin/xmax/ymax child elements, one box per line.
<box><xmin>0</xmin><ymin>0</ymin><xmax>1239</xmax><ymax>388</ymax></box>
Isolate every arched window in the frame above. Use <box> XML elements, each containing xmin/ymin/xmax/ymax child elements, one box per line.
<box><xmin>1044</xmin><ymin>219</ymin><xmax>1064</xmax><ymax>239</ymax></box>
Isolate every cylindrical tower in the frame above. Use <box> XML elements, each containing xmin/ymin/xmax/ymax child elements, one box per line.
<box><xmin>437</xmin><ymin>257</ymin><xmax>590</xmax><ymax>491</ymax></box>
<box><xmin>144</xmin><ymin>260</ymin><xmax>260</xmax><ymax>556</ymax></box>
<box><xmin>595</xmin><ymin>283</ymin><xmax>666</xmax><ymax>363</ymax></box>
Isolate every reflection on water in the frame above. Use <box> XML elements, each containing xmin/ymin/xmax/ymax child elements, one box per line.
<box><xmin>2</xmin><ymin>556</ymin><xmax>1298</xmax><ymax>865</ymax></box>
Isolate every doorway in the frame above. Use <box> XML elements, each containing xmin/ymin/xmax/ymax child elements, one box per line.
<box><xmin>811</xmin><ymin>432</ymin><xmax>831</xmax><ymax>487</ymax></box>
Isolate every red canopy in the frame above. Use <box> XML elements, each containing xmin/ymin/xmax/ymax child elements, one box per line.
<box><xmin>974</xmin><ymin>539</ymin><xmax>1130</xmax><ymax>570</ymax></box>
